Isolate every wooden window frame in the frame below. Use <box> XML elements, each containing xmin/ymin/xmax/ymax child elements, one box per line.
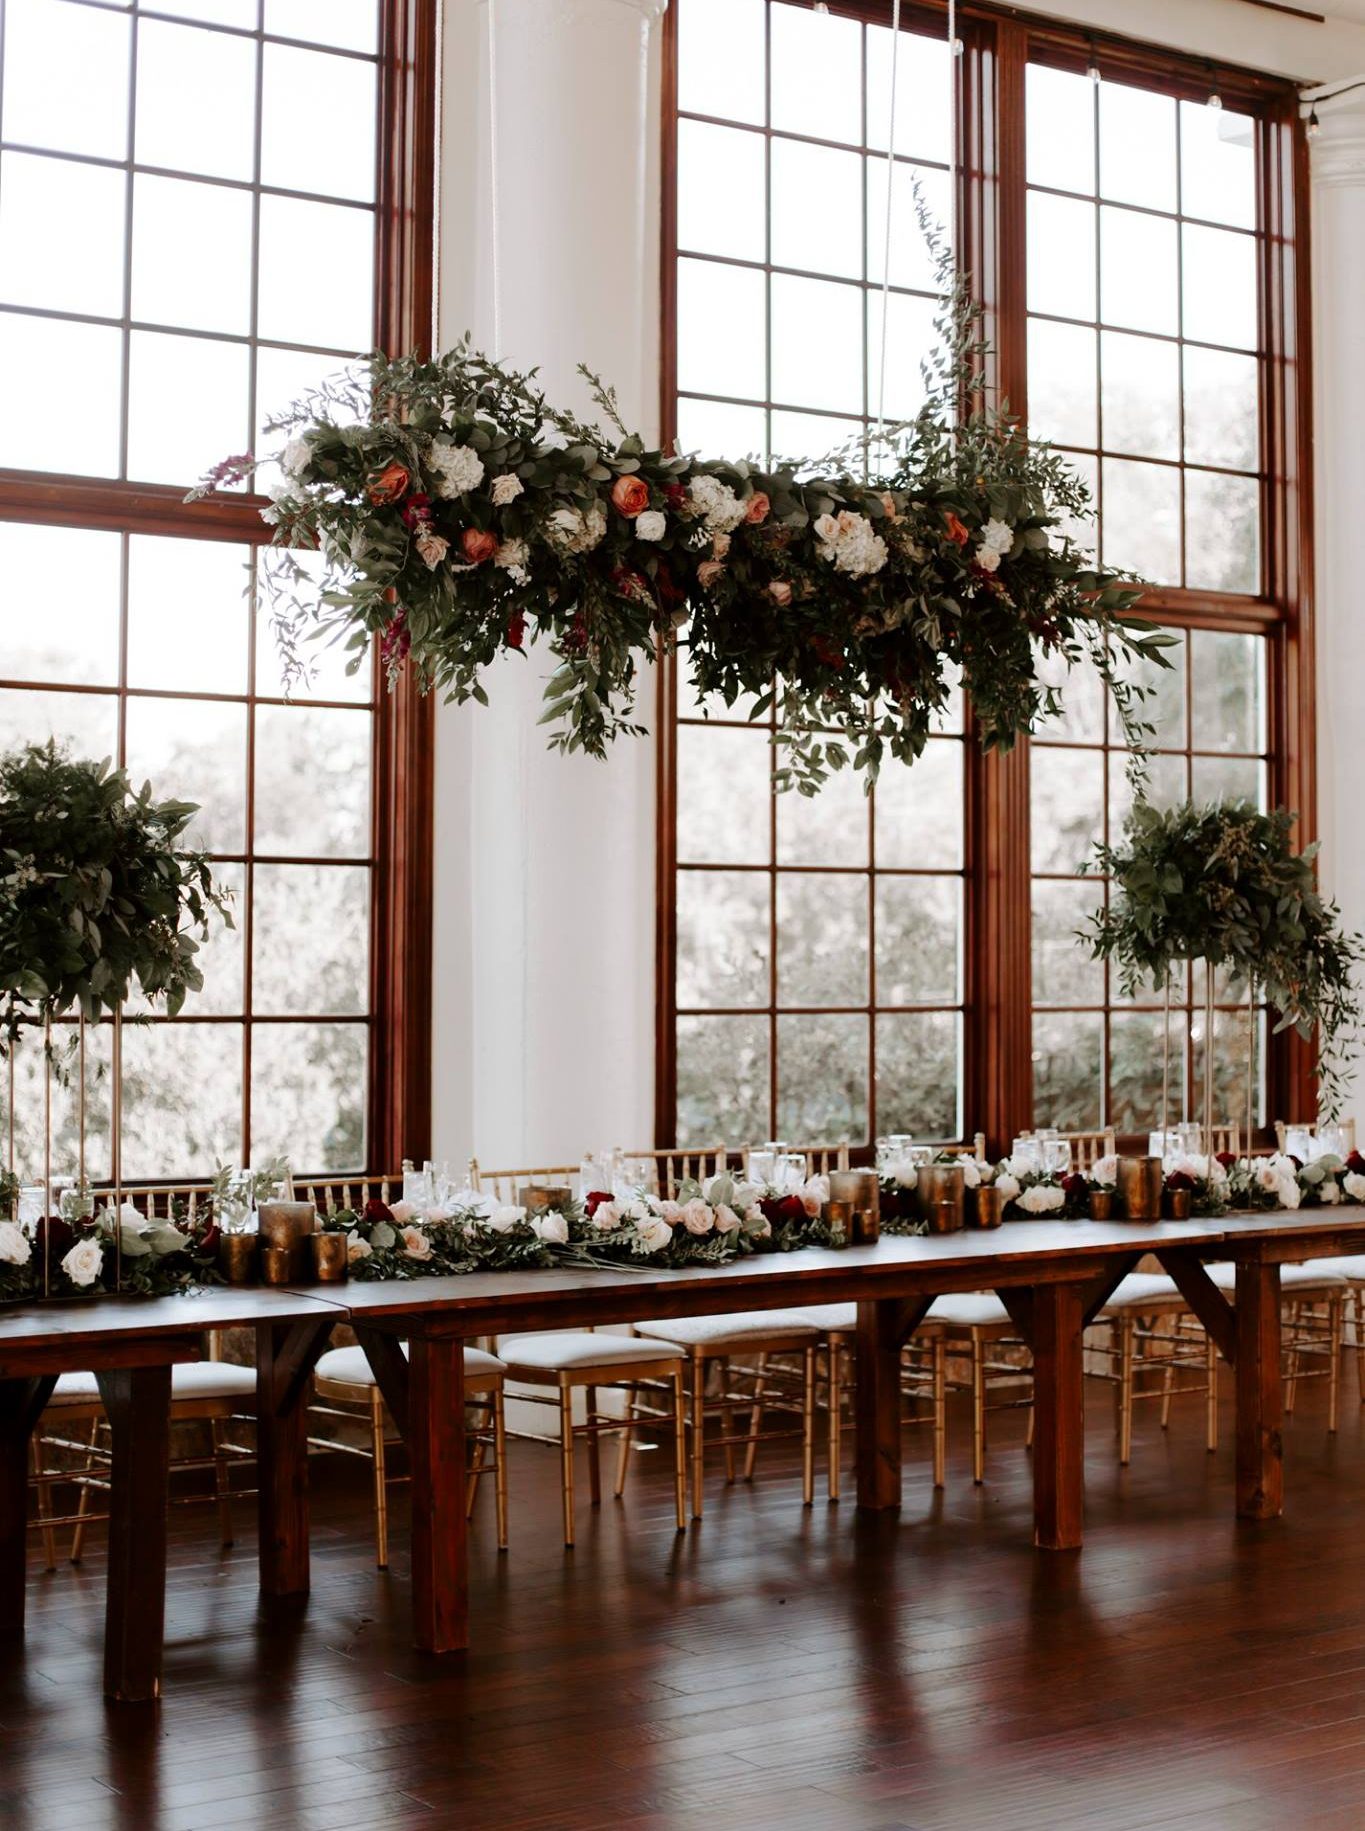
<box><xmin>657</xmin><ymin>0</ymin><xmax>1314</xmax><ymax>1157</ymax></box>
<box><xmin>0</xmin><ymin>0</ymin><xmax>439</xmax><ymax>1176</ymax></box>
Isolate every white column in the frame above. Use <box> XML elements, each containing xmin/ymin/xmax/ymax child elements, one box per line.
<box><xmin>1313</xmin><ymin>91</ymin><xmax>1365</xmax><ymax>1135</ymax></box>
<box><xmin>431</xmin><ymin>0</ymin><xmax>667</xmax><ymax>1172</ymax></box>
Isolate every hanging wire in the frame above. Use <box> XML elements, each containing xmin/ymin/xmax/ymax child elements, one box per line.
<box><xmin>874</xmin><ymin>0</ymin><xmax>903</xmax><ymax>444</ymax></box>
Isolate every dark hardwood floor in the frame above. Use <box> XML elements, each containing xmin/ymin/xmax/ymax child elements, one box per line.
<box><xmin>6</xmin><ymin>1370</ymin><xmax>1365</xmax><ymax>1831</ymax></box>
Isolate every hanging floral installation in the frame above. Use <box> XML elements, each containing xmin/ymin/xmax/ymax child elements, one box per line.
<box><xmin>196</xmin><ymin>231</ymin><xmax>1171</xmax><ymax>791</ymax></box>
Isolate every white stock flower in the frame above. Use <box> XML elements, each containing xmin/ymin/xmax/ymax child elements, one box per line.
<box><xmin>0</xmin><ymin>1221</ymin><xmax>31</xmax><ymax>1266</ymax></box>
<box><xmin>635</xmin><ymin>509</ymin><xmax>666</xmax><ymax>541</ymax></box>
<box><xmin>490</xmin><ymin>473</ymin><xmax>524</xmax><ymax>505</ymax></box>
<box><xmin>347</xmin><ymin>1231</ymin><xmax>373</xmax><ymax>1263</ymax></box>
<box><xmin>531</xmin><ymin>1211</ymin><xmax>569</xmax><ymax>1245</ymax></box>
<box><xmin>591</xmin><ymin>1200</ymin><xmax>623</xmax><ymax>1232</ymax></box>
<box><xmin>487</xmin><ymin>1205</ymin><xmax>526</xmax><ymax>1234</ymax></box>
<box><xmin>1344</xmin><ymin>1173</ymin><xmax>1365</xmax><ymax>1203</ymax></box>
<box><xmin>813</xmin><ymin>510</ymin><xmax>888</xmax><ymax>578</ymax></box>
<box><xmin>637</xmin><ymin>1215</ymin><xmax>673</xmax><ymax>1252</ymax></box>
<box><xmin>714</xmin><ymin>1203</ymin><xmax>742</xmax><ymax>1235</ymax></box>
<box><xmin>994</xmin><ymin>1173</ymin><xmax>1021</xmax><ymax>1203</ymax></box>
<box><xmin>401</xmin><ymin>1224</ymin><xmax>432</xmax><ymax>1260</ymax></box>
<box><xmin>1091</xmin><ymin>1155</ymin><xmax>1119</xmax><ymax>1188</ymax></box>
<box><xmin>428</xmin><ymin>442</ymin><xmax>485</xmax><ymax>497</ymax></box>
<box><xmin>1016</xmin><ymin>1184</ymin><xmax>1066</xmax><ymax>1216</ymax></box>
<box><xmin>61</xmin><ymin>1236</ymin><xmax>104</xmax><ymax>1287</ymax></box>
<box><xmin>680</xmin><ymin>1198</ymin><xmax>714</xmax><ymax>1235</ymax></box>
<box><xmin>687</xmin><ymin>473</ymin><xmax>746</xmax><ymax>535</ymax></box>
<box><xmin>980</xmin><ymin>517</ymin><xmax>1014</xmax><ymax>555</ymax></box>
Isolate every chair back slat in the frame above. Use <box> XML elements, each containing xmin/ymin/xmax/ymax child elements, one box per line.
<box><xmin>1273</xmin><ymin>1118</ymin><xmax>1357</xmax><ymax>1156</ymax></box>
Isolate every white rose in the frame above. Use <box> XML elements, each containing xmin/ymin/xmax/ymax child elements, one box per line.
<box><xmin>1017</xmin><ymin>1184</ymin><xmax>1065</xmax><ymax>1216</ymax></box>
<box><xmin>626</xmin><ymin>1199</ymin><xmax>653</xmax><ymax>1222</ymax></box>
<box><xmin>959</xmin><ymin>1159</ymin><xmax>981</xmax><ymax>1190</ymax></box>
<box><xmin>742</xmin><ymin>1205</ymin><xmax>772</xmax><ymax>1239</ymax></box>
<box><xmin>635</xmin><ymin>509</ymin><xmax>666</xmax><ymax>541</ymax></box>
<box><xmin>1345</xmin><ymin>1173</ymin><xmax>1365</xmax><ymax>1203</ymax></box>
<box><xmin>973</xmin><ymin>544</ymin><xmax>1001</xmax><ymax>573</ymax></box>
<box><xmin>0</xmin><ymin>1221</ymin><xmax>31</xmax><ymax>1266</ymax></box>
<box><xmin>1003</xmin><ymin>1154</ymin><xmax>1035</xmax><ymax>1179</ymax></box>
<box><xmin>1254</xmin><ymin>1162</ymin><xmax>1283</xmax><ymax>1196</ymax></box>
<box><xmin>1091</xmin><ymin>1155</ymin><xmax>1119</xmax><ymax>1188</ymax></box>
<box><xmin>714</xmin><ymin>1203</ymin><xmax>742</xmax><ymax>1235</ymax></box>
<box><xmin>893</xmin><ymin>1163</ymin><xmax>920</xmax><ymax>1190</ymax></box>
<box><xmin>347</xmin><ymin>1231</ymin><xmax>373</xmax><ymax>1263</ymax></box>
<box><xmin>637</xmin><ymin>1216</ymin><xmax>673</xmax><ymax>1252</ymax></box>
<box><xmin>486</xmin><ymin>1205</ymin><xmax>527</xmax><ymax>1234</ymax></box>
<box><xmin>994</xmin><ymin>1173</ymin><xmax>1021</xmax><ymax>1203</ymax></box>
<box><xmin>490</xmin><ymin>473</ymin><xmax>524</xmax><ymax>505</ymax></box>
<box><xmin>401</xmin><ymin>1224</ymin><xmax>432</xmax><ymax>1260</ymax></box>
<box><xmin>681</xmin><ymin>1198</ymin><xmax>714</xmax><ymax>1236</ymax></box>
<box><xmin>390</xmin><ymin>1201</ymin><xmax>418</xmax><ymax>1224</ymax></box>
<box><xmin>531</xmin><ymin>1211</ymin><xmax>569</xmax><ymax>1245</ymax></box>
<box><xmin>658</xmin><ymin>1200</ymin><xmax>683</xmax><ymax>1223</ymax></box>
<box><xmin>591</xmin><ymin>1200</ymin><xmax>623</xmax><ymax>1232</ymax></box>
<box><xmin>61</xmin><ymin>1236</ymin><xmax>104</xmax><ymax>1288</ymax></box>
<box><xmin>415</xmin><ymin>528</ymin><xmax>449</xmax><ymax>570</ymax></box>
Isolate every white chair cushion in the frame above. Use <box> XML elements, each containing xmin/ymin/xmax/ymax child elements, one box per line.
<box><xmin>1303</xmin><ymin>1255</ymin><xmax>1365</xmax><ymax>1281</ymax></box>
<box><xmin>634</xmin><ymin>1311</ymin><xmax>820</xmax><ymax>1349</ymax></box>
<box><xmin>47</xmin><ymin>1362</ymin><xmax>258</xmax><ymax>1406</ymax></box>
<box><xmin>1101</xmin><ymin>1273</ymin><xmax>1183</xmax><ymax>1312</ymax></box>
<box><xmin>499</xmin><ymin>1331</ymin><xmax>684</xmax><ymax>1370</ymax></box>
<box><xmin>778</xmin><ymin>1304</ymin><xmax>857</xmax><ymax>1333</ymax></box>
<box><xmin>315</xmin><ymin>1344</ymin><xmax>505</xmax><ymax>1386</ymax></box>
<box><xmin>924</xmin><ymin>1293</ymin><xmax>1013</xmax><ymax>1330</ymax></box>
<box><xmin>1208</xmin><ymin>1260</ymin><xmax>1347</xmax><ymax>1292</ymax></box>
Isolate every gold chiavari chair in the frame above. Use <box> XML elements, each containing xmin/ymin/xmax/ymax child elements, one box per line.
<box><xmin>296</xmin><ymin>1171</ymin><xmax>401</xmax><ymax>1215</ymax></box>
<box><xmin>466</xmin><ymin>1159</ymin><xmax>688</xmax><ymax>1546</ymax></box>
<box><xmin>739</xmin><ymin>1141</ymin><xmax>851</xmax><ymax>1180</ymax></box>
<box><xmin>1274</xmin><ymin>1118</ymin><xmax>1358</xmax><ymax>1156</ymax></box>
<box><xmin>609</xmin><ymin>1144</ymin><xmax>729</xmax><ymax>1196</ymax></box>
<box><xmin>1052</xmin><ymin>1128</ymin><xmax>1115</xmax><ymax>1170</ymax></box>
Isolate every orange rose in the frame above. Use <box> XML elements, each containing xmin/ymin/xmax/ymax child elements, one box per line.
<box><xmin>461</xmin><ymin>528</ymin><xmax>498</xmax><ymax>565</ymax></box>
<box><xmin>944</xmin><ymin>510</ymin><xmax>971</xmax><ymax>547</ymax></box>
<box><xmin>745</xmin><ymin>492</ymin><xmax>770</xmax><ymax>525</ymax></box>
<box><xmin>768</xmin><ymin>580</ymin><xmax>793</xmax><ymax>606</ymax></box>
<box><xmin>368</xmin><ymin>462</ymin><xmax>410</xmax><ymax>506</ymax></box>
<box><xmin>610</xmin><ymin>475</ymin><xmax>651</xmax><ymax>518</ymax></box>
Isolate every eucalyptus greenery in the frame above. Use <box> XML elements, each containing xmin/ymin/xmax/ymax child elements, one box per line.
<box><xmin>0</xmin><ymin>742</ymin><xmax>231</xmax><ymax>1050</ymax></box>
<box><xmin>199</xmin><ymin>205</ymin><xmax>1170</xmax><ymax>791</ymax></box>
<box><xmin>1084</xmin><ymin>800</ymin><xmax>1364</xmax><ymax>1114</ymax></box>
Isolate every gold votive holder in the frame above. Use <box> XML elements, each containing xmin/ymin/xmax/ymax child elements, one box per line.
<box><xmin>310</xmin><ymin>1232</ymin><xmax>349</xmax><ymax>1282</ymax></box>
<box><xmin>259</xmin><ymin>1243</ymin><xmax>301</xmax><ymax>1286</ymax></box>
<box><xmin>217</xmin><ymin>1232</ymin><xmax>257</xmax><ymax>1285</ymax></box>
<box><xmin>1088</xmin><ymin>1189</ymin><xmax>1115</xmax><ymax>1223</ymax></box>
<box><xmin>1116</xmin><ymin>1156</ymin><xmax>1164</xmax><ymax>1221</ymax></box>
<box><xmin>257</xmin><ymin>1200</ymin><xmax>317</xmax><ymax>1251</ymax></box>
<box><xmin>828</xmin><ymin>1169</ymin><xmax>879</xmax><ymax>1208</ymax></box>
<box><xmin>927</xmin><ymin>1197</ymin><xmax>963</xmax><ymax>1235</ymax></box>
<box><xmin>972</xmin><ymin>1186</ymin><xmax>1006</xmax><ymax>1229</ymax></box>
<box><xmin>852</xmin><ymin>1206</ymin><xmax>880</xmax><ymax>1245</ymax></box>
<box><xmin>824</xmin><ymin>1198</ymin><xmax>853</xmax><ymax>1243</ymax></box>
<box><xmin>519</xmin><ymin>1184</ymin><xmax>573</xmax><ymax>1213</ymax></box>
<box><xmin>1165</xmin><ymin>1186</ymin><xmax>1193</xmax><ymax>1221</ymax></box>
<box><xmin>917</xmin><ymin>1163</ymin><xmax>966</xmax><ymax>1230</ymax></box>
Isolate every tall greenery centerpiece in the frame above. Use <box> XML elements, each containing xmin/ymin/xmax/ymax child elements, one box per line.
<box><xmin>1084</xmin><ymin>801</ymin><xmax>1364</xmax><ymax>1144</ymax></box>
<box><xmin>0</xmin><ymin>742</ymin><xmax>230</xmax><ymax>1290</ymax></box>
<box><xmin>196</xmin><ymin>225</ymin><xmax>1173</xmax><ymax>794</ymax></box>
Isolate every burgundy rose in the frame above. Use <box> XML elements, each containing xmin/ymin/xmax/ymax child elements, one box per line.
<box><xmin>1347</xmin><ymin>1151</ymin><xmax>1365</xmax><ymax>1176</ymax></box>
<box><xmin>760</xmin><ymin>1193</ymin><xmax>807</xmax><ymax>1229</ymax></box>
<box><xmin>363</xmin><ymin>1198</ymin><xmax>394</xmax><ymax>1227</ymax></box>
<box><xmin>1166</xmin><ymin>1170</ymin><xmax>1197</xmax><ymax>1193</ymax></box>
<box><xmin>810</xmin><ymin>635</ymin><xmax>842</xmax><ymax>668</ymax></box>
<box><xmin>400</xmin><ymin>492</ymin><xmax>433</xmax><ymax>529</ymax></box>
<box><xmin>585</xmin><ymin>1190</ymin><xmax>614</xmax><ymax>1218</ymax></box>
<box><xmin>197</xmin><ymin>1219</ymin><xmax>222</xmax><ymax>1258</ymax></box>
<box><xmin>380</xmin><ymin>610</ymin><xmax>410</xmax><ymax>666</ymax></box>
<box><xmin>1216</xmin><ymin>1151</ymin><xmax>1238</xmax><ymax>1169</ymax></box>
<box><xmin>506</xmin><ymin>610</ymin><xmax>527</xmax><ymax>650</ymax></box>
<box><xmin>664</xmin><ymin>482</ymin><xmax>687</xmax><ymax>511</ymax></box>
<box><xmin>35</xmin><ymin>1214</ymin><xmax>74</xmax><ymax>1261</ymax></box>
<box><xmin>1062</xmin><ymin>1173</ymin><xmax>1087</xmax><ymax>1198</ymax></box>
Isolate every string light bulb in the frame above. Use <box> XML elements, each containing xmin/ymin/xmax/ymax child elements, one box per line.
<box><xmin>1087</xmin><ymin>39</ymin><xmax>1101</xmax><ymax>84</ymax></box>
<box><xmin>1207</xmin><ymin>64</ymin><xmax>1222</xmax><ymax>110</ymax></box>
<box><xmin>1307</xmin><ymin>105</ymin><xmax>1321</xmax><ymax>139</ymax></box>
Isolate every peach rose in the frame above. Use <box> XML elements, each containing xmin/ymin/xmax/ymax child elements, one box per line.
<box><xmin>461</xmin><ymin>527</ymin><xmax>498</xmax><ymax>565</ymax></box>
<box><xmin>768</xmin><ymin>579</ymin><xmax>793</xmax><ymax>606</ymax></box>
<box><xmin>610</xmin><ymin>475</ymin><xmax>650</xmax><ymax>518</ymax></box>
<box><xmin>367</xmin><ymin>462</ymin><xmax>411</xmax><ymax>506</ymax></box>
<box><xmin>696</xmin><ymin>559</ymin><xmax>725</xmax><ymax>590</ymax></box>
<box><xmin>744</xmin><ymin>491</ymin><xmax>770</xmax><ymax>524</ymax></box>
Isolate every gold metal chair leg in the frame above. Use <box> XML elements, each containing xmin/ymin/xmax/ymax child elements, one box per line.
<box><xmin>370</xmin><ymin>1387</ymin><xmax>390</xmax><ymax>1569</ymax></box>
<box><xmin>1330</xmin><ymin>1293</ymin><xmax>1343</xmax><ymax>1434</ymax></box>
<box><xmin>211</xmin><ymin>1416</ymin><xmax>234</xmax><ymax>1548</ymax></box>
<box><xmin>493</xmin><ymin>1385</ymin><xmax>509</xmax><ymax>1551</ymax></box>
<box><xmin>585</xmin><ymin>1383</ymin><xmax>601</xmax><ymax>1508</ymax></box>
<box><xmin>614</xmin><ymin>1383</ymin><xmax>636</xmax><ymax>1498</ymax></box>
<box><xmin>971</xmin><ymin>1333</ymin><xmax>986</xmax><ymax>1485</ymax></box>
<box><xmin>827</xmin><ymin>1338</ymin><xmax>842</xmax><ymax>1501</ymax></box>
<box><xmin>690</xmin><ymin>1350</ymin><xmax>706</xmax><ymax>1519</ymax></box>
<box><xmin>742</xmin><ymin>1353</ymin><xmax>767</xmax><ymax>1481</ymax></box>
<box><xmin>932</xmin><ymin>1336</ymin><xmax>946</xmax><ymax>1489</ymax></box>
<box><xmin>1118</xmin><ymin>1315</ymin><xmax>1134</xmax><ymax>1466</ymax></box>
<box><xmin>559</xmin><ymin>1374</ymin><xmax>576</xmax><ymax>1547</ymax></box>
<box><xmin>1159</xmin><ymin>1318</ymin><xmax>1176</xmax><ymax>1431</ymax></box>
<box><xmin>1285</xmin><ymin>1301</ymin><xmax>1301</xmax><ymax>1415</ymax></box>
<box><xmin>721</xmin><ymin>1357</ymin><xmax>736</xmax><ymax>1483</ymax></box>
<box><xmin>671</xmin><ymin>1368</ymin><xmax>687</xmax><ymax>1533</ymax></box>
<box><xmin>465</xmin><ymin>1400</ymin><xmax>488</xmax><ymax>1519</ymax></box>
<box><xmin>31</xmin><ymin>1436</ymin><xmax>57</xmax><ymax>1572</ymax></box>
<box><xmin>801</xmin><ymin>1346</ymin><xmax>815</xmax><ymax>1506</ymax></box>
<box><xmin>1353</xmin><ymin>1289</ymin><xmax>1365</xmax><ymax>1404</ymax></box>
<box><xmin>70</xmin><ymin>1417</ymin><xmax>103</xmax><ymax>1564</ymax></box>
<box><xmin>1206</xmin><ymin>1334</ymin><xmax>1219</xmax><ymax>1452</ymax></box>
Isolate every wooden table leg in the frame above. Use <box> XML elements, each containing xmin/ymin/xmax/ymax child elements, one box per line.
<box><xmin>256</xmin><ymin>1318</ymin><xmax>335</xmax><ymax>1598</ymax></box>
<box><xmin>854</xmin><ymin>1299</ymin><xmax>904</xmax><ymax>1511</ymax></box>
<box><xmin>1235</xmin><ymin>1257</ymin><xmax>1283</xmax><ymax>1521</ymax></box>
<box><xmin>1030</xmin><ymin>1282</ymin><xmax>1085</xmax><ymax>1551</ymax></box>
<box><xmin>409</xmin><ymin>1333</ymin><xmax>468</xmax><ymax>1654</ymax></box>
<box><xmin>96</xmin><ymin>1364</ymin><xmax>172</xmax><ymax>1702</ymax></box>
<box><xmin>0</xmin><ymin>1378</ymin><xmax>51</xmax><ymax>1640</ymax></box>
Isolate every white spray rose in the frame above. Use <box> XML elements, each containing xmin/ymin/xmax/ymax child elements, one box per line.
<box><xmin>401</xmin><ymin>1224</ymin><xmax>433</xmax><ymax>1260</ymax></box>
<box><xmin>0</xmin><ymin>1221</ymin><xmax>31</xmax><ymax>1266</ymax></box>
<box><xmin>347</xmin><ymin>1231</ymin><xmax>373</xmax><ymax>1263</ymax></box>
<box><xmin>489</xmin><ymin>473</ymin><xmax>524</xmax><ymax>505</ymax></box>
<box><xmin>635</xmin><ymin>509</ymin><xmax>666</xmax><ymax>541</ymax></box>
<box><xmin>637</xmin><ymin>1216</ymin><xmax>673</xmax><ymax>1252</ymax></box>
<box><xmin>680</xmin><ymin>1199</ymin><xmax>714</xmax><ymax>1236</ymax></box>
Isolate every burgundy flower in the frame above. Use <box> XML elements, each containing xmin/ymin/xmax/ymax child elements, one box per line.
<box><xmin>760</xmin><ymin>1194</ymin><xmax>807</xmax><ymax>1229</ymax></box>
<box><xmin>363</xmin><ymin>1198</ymin><xmax>394</xmax><ymax>1227</ymax></box>
<box><xmin>1062</xmin><ymin>1173</ymin><xmax>1087</xmax><ymax>1198</ymax></box>
<box><xmin>611</xmin><ymin>566</ymin><xmax>655</xmax><ymax>606</ymax></box>
<box><xmin>400</xmin><ymin>492</ymin><xmax>433</xmax><ymax>529</ymax></box>
<box><xmin>585</xmin><ymin>1190</ymin><xmax>614</xmax><ymax>1218</ymax></box>
<box><xmin>664</xmin><ymin>482</ymin><xmax>687</xmax><ymax>511</ymax></box>
<box><xmin>379</xmin><ymin>610</ymin><xmax>410</xmax><ymax>666</ymax></box>
<box><xmin>196</xmin><ymin>1219</ymin><xmax>222</xmax><ymax>1258</ymax></box>
<box><xmin>506</xmin><ymin>610</ymin><xmax>527</xmax><ymax>650</ymax></box>
<box><xmin>35</xmin><ymin>1214</ymin><xmax>74</xmax><ymax>1261</ymax></box>
<box><xmin>1166</xmin><ymin>1170</ymin><xmax>1197</xmax><ymax>1193</ymax></box>
<box><xmin>1216</xmin><ymin>1151</ymin><xmax>1238</xmax><ymax>1169</ymax></box>
<box><xmin>1347</xmin><ymin>1151</ymin><xmax>1365</xmax><ymax>1177</ymax></box>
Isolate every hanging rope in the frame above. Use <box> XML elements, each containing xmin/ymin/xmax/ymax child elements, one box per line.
<box><xmin>874</xmin><ymin>0</ymin><xmax>902</xmax><ymax>443</ymax></box>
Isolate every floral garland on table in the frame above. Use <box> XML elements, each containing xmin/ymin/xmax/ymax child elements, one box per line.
<box><xmin>196</xmin><ymin>223</ymin><xmax>1170</xmax><ymax>793</ymax></box>
<box><xmin>0</xmin><ymin>1201</ymin><xmax>223</xmax><ymax>1304</ymax></box>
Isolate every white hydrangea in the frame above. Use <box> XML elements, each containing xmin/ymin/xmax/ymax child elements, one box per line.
<box><xmin>687</xmin><ymin>474</ymin><xmax>746</xmax><ymax>536</ymax></box>
<box><xmin>980</xmin><ymin>517</ymin><xmax>1014</xmax><ymax>555</ymax></box>
<box><xmin>635</xmin><ymin>509</ymin><xmax>667</xmax><ymax>541</ymax></box>
<box><xmin>489</xmin><ymin>473</ymin><xmax>524</xmax><ymax>506</ymax></box>
<box><xmin>546</xmin><ymin>504</ymin><xmax>607</xmax><ymax>554</ymax></box>
<box><xmin>1016</xmin><ymin>1183</ymin><xmax>1066</xmax><ymax>1216</ymax></box>
<box><xmin>994</xmin><ymin>1172</ymin><xmax>1021</xmax><ymax>1203</ymax></box>
<box><xmin>428</xmin><ymin>442</ymin><xmax>485</xmax><ymax>498</ymax></box>
<box><xmin>494</xmin><ymin>538</ymin><xmax>530</xmax><ymax>585</ymax></box>
<box><xmin>813</xmin><ymin>510</ymin><xmax>888</xmax><ymax>578</ymax></box>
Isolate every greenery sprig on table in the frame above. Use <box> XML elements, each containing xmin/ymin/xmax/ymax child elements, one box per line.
<box><xmin>1083</xmin><ymin>801</ymin><xmax>1364</xmax><ymax>1115</ymax></box>
<box><xmin>0</xmin><ymin>742</ymin><xmax>231</xmax><ymax>1051</ymax></box>
<box><xmin>198</xmin><ymin>221</ymin><xmax>1169</xmax><ymax>792</ymax></box>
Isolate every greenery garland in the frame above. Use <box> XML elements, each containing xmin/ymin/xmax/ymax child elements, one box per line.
<box><xmin>1084</xmin><ymin>800</ymin><xmax>1364</xmax><ymax>1115</ymax></box>
<box><xmin>198</xmin><ymin>228</ymin><xmax>1170</xmax><ymax>791</ymax></box>
<box><xmin>0</xmin><ymin>742</ymin><xmax>231</xmax><ymax>1050</ymax></box>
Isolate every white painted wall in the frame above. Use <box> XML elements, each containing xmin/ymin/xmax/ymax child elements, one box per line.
<box><xmin>429</xmin><ymin>0</ymin><xmax>1365</xmax><ymax>1162</ymax></box>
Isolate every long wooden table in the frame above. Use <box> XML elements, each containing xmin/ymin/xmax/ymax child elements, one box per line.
<box><xmin>0</xmin><ymin>1287</ymin><xmax>344</xmax><ymax>1701</ymax></box>
<box><xmin>9</xmin><ymin>1210</ymin><xmax>1365</xmax><ymax>1697</ymax></box>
